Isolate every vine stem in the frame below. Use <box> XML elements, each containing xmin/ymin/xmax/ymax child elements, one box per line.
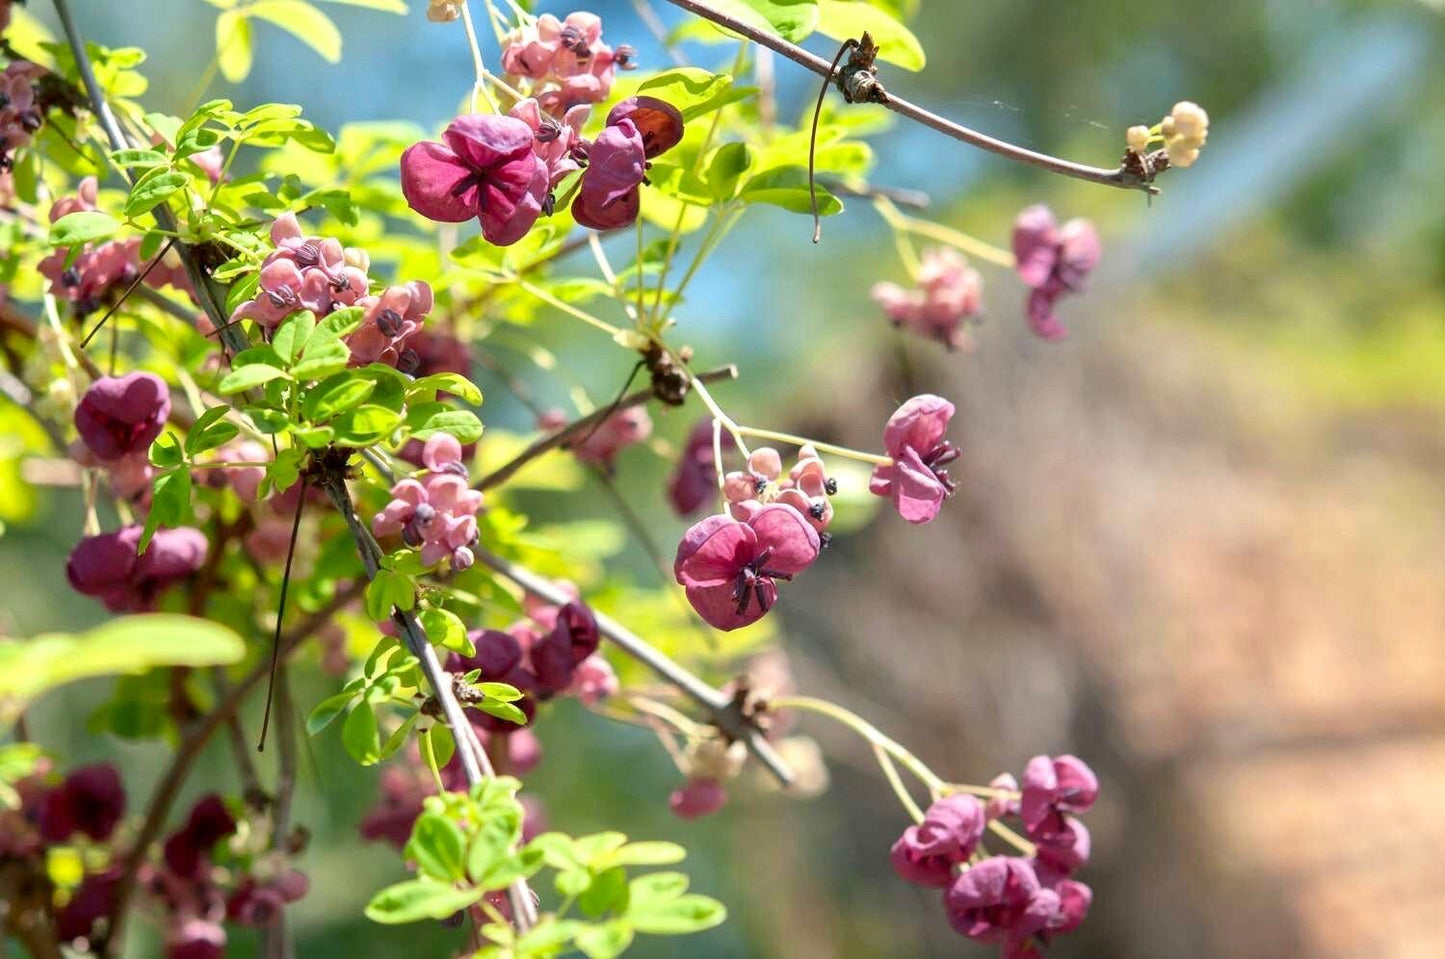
<box><xmin>513</xmin><ymin>276</ymin><xmax>626</xmax><ymax>337</ymax></box>
<box><xmin>874</xmin><ymin>197</ymin><xmax>1016</xmax><ymax>270</ymax></box>
<box><xmin>658</xmin><ymin>0</ymin><xmax>1157</xmax><ymax>194</ymax></box>
<box><xmin>471</xmin><ymin>547</ymin><xmax>796</xmax><ymax>787</ymax></box>
<box><xmin>735</xmin><ymin>425</ymin><xmax>891</xmax><ymax>467</ymax></box>
<box><xmin>769</xmin><ymin>695</ymin><xmax>944</xmax><ymax>796</ymax></box>
<box><xmin>459</xmin><ymin>1</ymin><xmax>503</xmax><ymax>114</ymax></box>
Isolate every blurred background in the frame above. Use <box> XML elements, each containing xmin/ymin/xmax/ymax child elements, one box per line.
<box><xmin>6</xmin><ymin>0</ymin><xmax>1445</xmax><ymax>956</ymax></box>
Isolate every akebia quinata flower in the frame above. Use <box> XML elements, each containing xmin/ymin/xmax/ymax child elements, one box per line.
<box><xmin>871</xmin><ymin>247</ymin><xmax>983</xmax><ymax>350</ymax></box>
<box><xmin>400</xmin><ymin>113</ymin><xmax>549</xmax><ymax>247</ymax></box>
<box><xmin>572</xmin><ymin>97</ymin><xmax>683</xmax><ymax>231</ymax></box>
<box><xmin>868</xmin><ymin>394</ymin><xmax>960</xmax><ymax>525</ymax></box>
<box><xmin>1011</xmin><ymin>205</ymin><xmax>1101</xmax><ymax>342</ymax></box>
<box><xmin>371</xmin><ymin>434</ymin><xmax>484</xmax><ymax>571</ymax></box>
<box><xmin>890</xmin><ymin>794</ymin><xmax>986</xmax><ymax>888</ymax></box>
<box><xmin>66</xmin><ymin>525</ymin><xmax>208</xmax><ymax>613</ymax></box>
<box><xmin>74</xmin><ymin>372</ymin><xmax>170</xmax><ymax>462</ymax></box>
<box><xmin>673</xmin><ymin>505</ymin><xmax>820</xmax><ymax>631</ymax></box>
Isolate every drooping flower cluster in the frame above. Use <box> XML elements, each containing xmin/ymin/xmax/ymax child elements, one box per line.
<box><xmin>869</xmin><ymin>394</ymin><xmax>960</xmax><ymax>525</ymax></box>
<box><xmin>37</xmin><ymin>178</ymin><xmax>142</xmax><ymax>316</ymax></box>
<box><xmin>500</xmin><ymin>11</ymin><xmax>633</xmax><ymax>115</ymax></box>
<box><xmin>1137</xmin><ymin>100</ymin><xmax>1210</xmax><ymax>169</ymax></box>
<box><xmin>1</xmin><ymin>59</ymin><xmax>44</xmax><ymax>172</ymax></box>
<box><xmin>570</xmin><ymin>406</ymin><xmax>652</xmax><ymax>469</ymax></box>
<box><xmin>673</xmin><ymin>504</ymin><xmax>821</xmax><ymax>631</ymax></box>
<box><xmin>372</xmin><ymin>433</ymin><xmax>483</xmax><ymax>570</ymax></box>
<box><xmin>871</xmin><ymin>247</ymin><xmax>984</xmax><ymax>350</ymax></box>
<box><xmin>74</xmin><ymin>371</ymin><xmax>170</xmax><ymax>461</ymax></box>
<box><xmin>400</xmin><ymin>95</ymin><xmax>683</xmax><ymax>243</ymax></box>
<box><xmin>1011</xmin><ymin>205</ymin><xmax>1101</xmax><ymax>342</ymax></box>
<box><xmin>66</xmin><ymin>524</ymin><xmax>208</xmax><ymax>612</ymax></box>
<box><xmin>723</xmin><ymin>445</ymin><xmax>836</xmax><ymax>536</ymax></box>
<box><xmin>228</xmin><ymin>212</ymin><xmax>432</xmax><ymax>371</ymax></box>
<box><xmin>891</xmin><ymin>755</ymin><xmax>1097</xmax><ymax>957</ymax></box>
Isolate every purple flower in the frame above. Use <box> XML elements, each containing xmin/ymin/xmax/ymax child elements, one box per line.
<box><xmin>1020</xmin><ymin>754</ymin><xmax>1098</xmax><ymax>839</ymax></box>
<box><xmin>667</xmin><ymin>419</ymin><xmax>734</xmax><ymax>516</ymax></box>
<box><xmin>55</xmin><ymin>868</ymin><xmax>121</xmax><ymax>942</ymax></box>
<box><xmin>871</xmin><ymin>247</ymin><xmax>983</xmax><ymax>350</ymax></box>
<box><xmin>346</xmin><ymin>281</ymin><xmax>433</xmax><ymax>368</ymax></box>
<box><xmin>400</xmin><ymin>114</ymin><xmax>549</xmax><ymax>247</ymax></box>
<box><xmin>944</xmin><ymin>857</ymin><xmax>1058</xmax><ymax>950</ymax></box>
<box><xmin>163</xmin><ymin>794</ymin><xmax>238</xmax><ymax>880</ymax></box>
<box><xmin>74</xmin><ymin>372</ymin><xmax>171</xmax><ymax>462</ymax></box>
<box><xmin>571</xmin><ymin>407</ymin><xmax>651</xmax><ymax>468</ymax></box>
<box><xmin>669</xmin><ymin>777</ymin><xmax>726</xmax><ymax>820</ymax></box>
<box><xmin>868</xmin><ymin>394</ymin><xmax>959</xmax><ymax>524</ymax></box>
<box><xmin>673</xmin><ymin>506</ymin><xmax>820</xmax><ymax>631</ymax></box>
<box><xmin>1011</xmin><ymin>205</ymin><xmax>1101</xmax><ymax>341</ymax></box>
<box><xmin>890</xmin><ymin>795</ymin><xmax>985</xmax><ymax>888</ymax></box>
<box><xmin>530</xmin><ymin>601</ymin><xmax>601</xmax><ymax>694</ymax></box>
<box><xmin>66</xmin><ymin>526</ymin><xmax>208</xmax><ymax>613</ymax></box>
<box><xmin>448</xmin><ymin>629</ymin><xmax>540</xmax><ymax>731</ymax></box>
<box><xmin>1034</xmin><ymin>815</ymin><xmax>1091</xmax><ymax>874</ymax></box>
<box><xmin>227</xmin><ymin>869</ymin><xmax>309</xmax><ymax>927</ymax></box>
<box><xmin>37</xmin><ymin>764</ymin><xmax>126</xmax><ymax>843</ymax></box>
<box><xmin>572</xmin><ymin>97</ymin><xmax>683</xmax><ymax>231</ymax></box>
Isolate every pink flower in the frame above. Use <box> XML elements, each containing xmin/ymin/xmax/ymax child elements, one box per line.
<box><xmin>400</xmin><ymin>114</ymin><xmax>548</xmax><ymax>247</ymax></box>
<box><xmin>1011</xmin><ymin>205</ymin><xmax>1101</xmax><ymax>341</ymax></box>
<box><xmin>566</xmin><ymin>654</ymin><xmax>618</xmax><ymax>705</ymax></box>
<box><xmin>1019</xmin><ymin>754</ymin><xmax>1098</xmax><ymax>839</ymax></box>
<box><xmin>37</xmin><ymin>764</ymin><xmax>126</xmax><ymax>843</ymax></box>
<box><xmin>502</xmin><ymin>12</ymin><xmax>623</xmax><ymax>112</ymax></box>
<box><xmin>572</xmin><ymin>97</ymin><xmax>683</xmax><ymax>231</ymax></box>
<box><xmin>673</xmin><ymin>505</ymin><xmax>820</xmax><ymax>631</ymax></box>
<box><xmin>509</xmin><ymin>97</ymin><xmax>589</xmax><ymax>188</ymax></box>
<box><xmin>66</xmin><ymin>526</ymin><xmax>208</xmax><ymax>612</ymax></box>
<box><xmin>667</xmin><ymin>419</ymin><xmax>735</xmax><ymax>516</ymax></box>
<box><xmin>530</xmin><ymin>601</ymin><xmax>601</xmax><ymax>694</ymax></box>
<box><xmin>871</xmin><ymin>247</ymin><xmax>982</xmax><ymax>350</ymax></box>
<box><xmin>37</xmin><ymin>178</ymin><xmax>143</xmax><ymax>315</ymax></box>
<box><xmin>198</xmin><ymin>439</ymin><xmax>268</xmax><ymax>502</ymax></box>
<box><xmin>868</xmin><ymin>394</ymin><xmax>959</xmax><ymax>524</ymax></box>
<box><xmin>669</xmin><ymin>777</ymin><xmax>726</xmax><ymax>820</ymax></box>
<box><xmin>944</xmin><ymin>857</ymin><xmax>1058</xmax><ymax>951</ymax></box>
<box><xmin>74</xmin><ymin>372</ymin><xmax>171</xmax><ymax>462</ymax></box>
<box><xmin>571</xmin><ymin>406</ymin><xmax>651</xmax><ymax>468</ymax></box>
<box><xmin>164</xmin><ymin>919</ymin><xmax>226</xmax><ymax>959</ymax></box>
<box><xmin>346</xmin><ymin>281</ymin><xmax>433</xmax><ymax>369</ymax></box>
<box><xmin>889</xmin><ymin>795</ymin><xmax>985</xmax><ymax>888</ymax></box>
<box><xmin>1</xmin><ymin>60</ymin><xmax>45</xmax><ymax>165</ymax></box>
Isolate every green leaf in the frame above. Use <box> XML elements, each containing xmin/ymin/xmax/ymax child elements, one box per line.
<box><xmin>218</xmin><ymin>364</ymin><xmax>289</xmax><ymax>394</ymax></box>
<box><xmin>332</xmin><ymin>404</ymin><xmax>402</xmax><ymax>446</ymax></box>
<box><xmin>406</xmin><ymin>811</ymin><xmax>468</xmax><ymax>881</ymax></box>
<box><xmin>184</xmin><ymin>406</ymin><xmax>240</xmax><ymax>456</ymax></box>
<box><xmin>341</xmin><ymin>701</ymin><xmax>380</xmax><ymax>764</ymax></box>
<box><xmin>579</xmin><ymin>866</ymin><xmax>629</xmax><ymax>919</ymax></box>
<box><xmin>476</xmin><ymin>682</ymin><xmax>522</xmax><ymax>702</ymax></box>
<box><xmin>149</xmin><ymin>429</ymin><xmax>185</xmax><ymax>468</ymax></box>
<box><xmin>49</xmin><ymin>211</ymin><xmax>119</xmax><ymax>247</ymax></box>
<box><xmin>407</xmin><ymin>372</ymin><xmax>482</xmax><ymax>406</ymax></box>
<box><xmin>626</xmin><ymin>894</ymin><xmax>727</xmax><ymax>935</ymax></box>
<box><xmin>636</xmin><ymin>68</ymin><xmax>749</xmax><ymax>123</ymax></box>
<box><xmin>420</xmin><ymin>724</ymin><xmax>454</xmax><ymax>770</ymax></box>
<box><xmin>306</xmin><ymin>689</ymin><xmax>358</xmax><ymax>734</ymax></box>
<box><xmin>575</xmin><ymin>920</ymin><xmax>634</xmax><ymax>959</ymax></box>
<box><xmin>291</xmin><ymin>340</ymin><xmax>351</xmax><ymax>380</ymax></box>
<box><xmin>124</xmin><ymin>169</ymin><xmax>189</xmax><ymax>218</ymax></box>
<box><xmin>249</xmin><ymin>1</ymin><xmax>343</xmax><ymax>63</ymax></box>
<box><xmin>612</xmin><ymin>841</ymin><xmax>686</xmax><ymax>867</ymax></box>
<box><xmin>627</xmin><ymin>871</ymin><xmax>688</xmax><ymax>906</ymax></box>
<box><xmin>0</xmin><ymin>616</ymin><xmax>246</xmax><ymax>718</ymax></box>
<box><xmin>110</xmin><ymin>148</ymin><xmax>168</xmax><ymax>169</ymax></box>
<box><xmin>706</xmin><ymin>142</ymin><xmax>752</xmax><ymax>201</ymax></box>
<box><xmin>466</xmin><ymin>807</ymin><xmax>524</xmax><ymax>887</ymax></box>
<box><xmin>302</xmin><ymin>374</ymin><xmax>375</xmax><ymax>422</ymax></box>
<box><xmin>477</xmin><ymin>700</ymin><xmax>527</xmax><ymax>726</ymax></box>
<box><xmin>216</xmin><ymin>9</ymin><xmax>254</xmax><ymax>82</ymax></box>
<box><xmin>271</xmin><ymin>310</ymin><xmax>316</xmax><ymax>364</ymax></box>
<box><xmin>740</xmin><ymin>166</ymin><xmax>842</xmax><ymax>215</ymax></box>
<box><xmin>364</xmin><ymin>569</ymin><xmax>414</xmax><ymax>621</ymax></box>
<box><xmin>412</xmin><ymin>409</ymin><xmax>483</xmax><ymax>444</ymax></box>
<box><xmin>379</xmin><ymin>711</ymin><xmax>418</xmax><ymax>760</ymax></box>
<box><xmin>705</xmin><ymin>0</ymin><xmax>818</xmax><ymax>41</ymax></box>
<box><xmin>419</xmin><ymin>607</ymin><xmax>469</xmax><ymax>653</ymax></box>
<box><xmin>816</xmin><ymin>0</ymin><xmax>925</xmax><ymax>71</ymax></box>
<box><xmin>139</xmin><ymin>468</ymin><xmax>191</xmax><ymax>552</ymax></box>
<box><xmin>363</xmin><ymin>880</ymin><xmax>484</xmax><ymax>925</ymax></box>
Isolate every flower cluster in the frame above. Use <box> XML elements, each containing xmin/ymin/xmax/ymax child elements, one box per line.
<box><xmin>1011</xmin><ymin>205</ymin><xmax>1101</xmax><ymax>342</ymax></box>
<box><xmin>37</xmin><ymin>178</ymin><xmax>142</xmax><ymax>316</ymax></box>
<box><xmin>1</xmin><ymin>59</ymin><xmax>44</xmax><ymax>172</ymax></box>
<box><xmin>400</xmin><ymin>95</ymin><xmax>683</xmax><ymax>244</ymax></box>
<box><xmin>500</xmin><ymin>11</ymin><xmax>633</xmax><ymax>115</ymax></box>
<box><xmin>228</xmin><ymin>212</ymin><xmax>432</xmax><ymax>370</ymax></box>
<box><xmin>871</xmin><ymin>247</ymin><xmax>983</xmax><ymax>350</ymax></box>
<box><xmin>1128</xmin><ymin>100</ymin><xmax>1210</xmax><ymax>169</ymax></box>
<box><xmin>372</xmin><ymin>433</ymin><xmax>483</xmax><ymax>570</ymax></box>
<box><xmin>570</xmin><ymin>406</ymin><xmax>652</xmax><ymax>469</ymax></box>
<box><xmin>68</xmin><ymin>371</ymin><xmax>170</xmax><ymax>504</ymax></box>
<box><xmin>67</xmin><ymin>524</ymin><xmax>208</xmax><ymax>612</ymax></box>
<box><xmin>891</xmin><ymin>755</ymin><xmax>1097</xmax><ymax>957</ymax></box>
<box><xmin>869</xmin><ymin>394</ymin><xmax>960</xmax><ymax>525</ymax></box>
<box><xmin>723</xmin><ymin>445</ymin><xmax>836</xmax><ymax>536</ymax></box>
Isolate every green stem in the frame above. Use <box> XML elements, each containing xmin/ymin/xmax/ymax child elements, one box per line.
<box><xmin>770</xmin><ymin>695</ymin><xmax>944</xmax><ymax>798</ymax></box>
<box><xmin>873</xmin><ymin>742</ymin><xmax>925</xmax><ymax>824</ymax></box>
<box><xmin>735</xmin><ymin>426</ymin><xmax>891</xmax><ymax>466</ymax></box>
<box><xmin>512</xmin><ymin>277</ymin><xmax>625</xmax><ymax>337</ymax></box>
<box><xmin>874</xmin><ymin>197</ymin><xmax>1016</xmax><ymax>270</ymax></box>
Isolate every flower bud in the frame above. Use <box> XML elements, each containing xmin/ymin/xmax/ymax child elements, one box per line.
<box><xmin>1126</xmin><ymin>124</ymin><xmax>1150</xmax><ymax>153</ymax></box>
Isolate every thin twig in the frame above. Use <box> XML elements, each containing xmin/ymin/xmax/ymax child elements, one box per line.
<box><xmin>472</xmin><ymin>547</ymin><xmax>795</xmax><ymax>787</ymax></box>
<box><xmin>659</xmin><ymin>0</ymin><xmax>1157</xmax><ymax>194</ymax></box>
<box><xmin>476</xmin><ymin>365</ymin><xmax>737</xmax><ymax>491</ymax></box>
<box><xmin>257</xmin><ymin>476</ymin><xmax>308</xmax><ymax>752</ymax></box>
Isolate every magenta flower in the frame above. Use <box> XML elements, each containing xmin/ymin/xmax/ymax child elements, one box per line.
<box><xmin>164</xmin><ymin>918</ymin><xmax>226</xmax><ymax>959</ymax></box>
<box><xmin>0</xmin><ymin>60</ymin><xmax>44</xmax><ymax>165</ymax></box>
<box><xmin>74</xmin><ymin>372</ymin><xmax>171</xmax><ymax>462</ymax></box>
<box><xmin>571</xmin><ymin>406</ymin><xmax>651</xmax><ymax>468</ymax></box>
<box><xmin>501</xmin><ymin>12</ymin><xmax>626</xmax><ymax>113</ymax></box>
<box><xmin>1034</xmin><ymin>816</ymin><xmax>1091</xmax><ymax>874</ymax></box>
<box><xmin>530</xmin><ymin>601</ymin><xmax>601</xmax><ymax>694</ymax></box>
<box><xmin>228</xmin><ymin>213</ymin><xmax>369</xmax><ymax>330</ymax></box>
<box><xmin>372</xmin><ymin>435</ymin><xmax>483</xmax><ymax>571</ymax></box>
<box><xmin>1019</xmin><ymin>754</ymin><xmax>1098</xmax><ymax>839</ymax></box>
<box><xmin>871</xmin><ymin>247</ymin><xmax>983</xmax><ymax>350</ymax></box>
<box><xmin>566</xmin><ymin>654</ymin><xmax>618</xmax><ymax>705</ymax></box>
<box><xmin>1011</xmin><ymin>205</ymin><xmax>1101</xmax><ymax>341</ymax></box>
<box><xmin>889</xmin><ymin>794</ymin><xmax>986</xmax><ymax>888</ymax></box>
<box><xmin>227</xmin><ymin>869</ymin><xmax>309</xmax><ymax>927</ymax></box>
<box><xmin>38</xmin><ymin>178</ymin><xmax>142</xmax><ymax>315</ymax></box>
<box><xmin>667</xmin><ymin>419</ymin><xmax>735</xmax><ymax>516</ymax></box>
<box><xmin>346</xmin><ymin>280</ymin><xmax>434</xmax><ymax>369</ymax></box>
<box><xmin>673</xmin><ymin>505</ymin><xmax>820</xmax><ymax>631</ymax></box>
<box><xmin>1031</xmin><ymin>860</ymin><xmax>1092</xmax><ymax>936</ymax></box>
<box><xmin>37</xmin><ymin>764</ymin><xmax>126</xmax><ymax>843</ymax></box>
<box><xmin>572</xmin><ymin>97</ymin><xmax>683</xmax><ymax>231</ymax></box>
<box><xmin>55</xmin><ymin>868</ymin><xmax>121</xmax><ymax>943</ymax></box>
<box><xmin>162</xmin><ymin>794</ymin><xmax>238</xmax><ymax>880</ymax></box>
<box><xmin>66</xmin><ymin>526</ymin><xmax>208</xmax><ymax>613</ymax></box>
<box><xmin>944</xmin><ymin>856</ymin><xmax>1058</xmax><ymax>950</ymax></box>
<box><xmin>868</xmin><ymin>394</ymin><xmax>959</xmax><ymax>524</ymax></box>
<box><xmin>400</xmin><ymin>114</ymin><xmax>549</xmax><ymax>247</ymax></box>
<box><xmin>669</xmin><ymin>777</ymin><xmax>726</xmax><ymax>820</ymax></box>
<box><xmin>510</xmin><ymin>97</ymin><xmax>589</xmax><ymax>188</ymax></box>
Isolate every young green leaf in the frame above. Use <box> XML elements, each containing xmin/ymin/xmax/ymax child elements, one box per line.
<box><xmin>124</xmin><ymin>169</ymin><xmax>189</xmax><ymax>217</ymax></box>
<box><xmin>579</xmin><ymin>866</ymin><xmax>629</xmax><ymax>919</ymax></box>
<box><xmin>575</xmin><ymin>919</ymin><xmax>635</xmax><ymax>959</ymax></box>
<box><xmin>248</xmin><ymin>0</ymin><xmax>343</xmax><ymax>64</ymax></box>
<box><xmin>49</xmin><ymin>211</ymin><xmax>119</xmax><ymax>247</ymax></box>
<box><xmin>218</xmin><ymin>364</ymin><xmax>289</xmax><ymax>394</ymax></box>
<box><xmin>306</xmin><ymin>688</ymin><xmax>360</xmax><ymax>734</ymax></box>
<box><xmin>815</xmin><ymin>0</ymin><xmax>925</xmax><ymax>71</ymax></box>
<box><xmin>215</xmin><ymin>9</ymin><xmax>254</xmax><ymax>82</ymax></box>
<box><xmin>341</xmin><ymin>701</ymin><xmax>381</xmax><ymax>764</ymax></box>
<box><xmin>363</xmin><ymin>880</ymin><xmax>484</xmax><ymax>925</ymax></box>
<box><xmin>626</xmin><ymin>894</ymin><xmax>727</xmax><ymax>935</ymax></box>
<box><xmin>405</xmin><ymin>811</ymin><xmax>469</xmax><ymax>881</ymax></box>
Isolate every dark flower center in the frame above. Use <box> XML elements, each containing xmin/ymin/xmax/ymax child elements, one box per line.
<box><xmin>376</xmin><ymin>307</ymin><xmax>404</xmax><ymax>337</ymax></box>
<box><xmin>615</xmin><ymin>44</ymin><xmax>636</xmax><ymax>69</ymax></box>
<box><xmin>730</xmin><ymin>547</ymin><xmax>793</xmax><ymax>617</ymax></box>
<box><xmin>558</xmin><ymin>25</ymin><xmax>591</xmax><ymax>57</ymax></box>
<box><xmin>921</xmin><ymin>441</ymin><xmax>960</xmax><ymax>494</ymax></box>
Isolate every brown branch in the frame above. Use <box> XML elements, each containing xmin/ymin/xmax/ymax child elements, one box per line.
<box><xmin>660</xmin><ymin>0</ymin><xmax>1158</xmax><ymax>194</ymax></box>
<box><xmin>476</xmin><ymin>364</ymin><xmax>738</xmax><ymax>491</ymax></box>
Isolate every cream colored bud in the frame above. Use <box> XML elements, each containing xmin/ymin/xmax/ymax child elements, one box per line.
<box><xmin>1126</xmin><ymin>125</ymin><xmax>1150</xmax><ymax>154</ymax></box>
<box><xmin>343</xmin><ymin>246</ymin><xmax>370</xmax><ymax>273</ymax></box>
<box><xmin>1166</xmin><ymin>141</ymin><xmax>1200</xmax><ymax>168</ymax></box>
<box><xmin>427</xmin><ymin>1</ymin><xmax>462</xmax><ymax>23</ymax></box>
<box><xmin>686</xmin><ymin>737</ymin><xmax>747</xmax><ymax>782</ymax></box>
<box><xmin>1170</xmin><ymin>101</ymin><xmax>1209</xmax><ymax>142</ymax></box>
